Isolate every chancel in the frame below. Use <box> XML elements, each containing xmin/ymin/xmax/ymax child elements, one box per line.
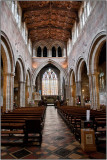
<box><xmin>1</xmin><ymin>1</ymin><xmax>106</xmax><ymax>159</ymax></box>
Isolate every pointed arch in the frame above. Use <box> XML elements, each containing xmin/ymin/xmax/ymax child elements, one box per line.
<box><xmin>1</xmin><ymin>31</ymin><xmax>15</xmax><ymax>74</ymax></box>
<box><xmin>32</xmin><ymin>59</ymin><xmax>67</xmax><ymax>85</ymax></box>
<box><xmin>75</xmin><ymin>57</ymin><xmax>87</xmax><ymax>82</ymax></box>
<box><xmin>87</xmin><ymin>31</ymin><xmax>106</xmax><ymax>75</ymax></box>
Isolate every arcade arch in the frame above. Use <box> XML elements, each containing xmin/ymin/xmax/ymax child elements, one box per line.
<box><xmin>88</xmin><ymin>32</ymin><xmax>106</xmax><ymax>109</ymax></box>
<box><xmin>1</xmin><ymin>32</ymin><xmax>14</xmax><ymax>112</ymax></box>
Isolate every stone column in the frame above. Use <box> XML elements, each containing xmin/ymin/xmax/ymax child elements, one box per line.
<box><xmin>91</xmin><ymin>72</ymin><xmax>100</xmax><ymax>110</ymax></box>
<box><xmin>33</xmin><ymin>48</ymin><xmax>36</xmax><ymax>57</ymax></box>
<box><xmin>88</xmin><ymin>74</ymin><xmax>94</xmax><ymax>109</ymax></box>
<box><xmin>27</xmin><ymin>85</ymin><xmax>31</xmax><ymax>104</ymax></box>
<box><xmin>41</xmin><ymin>49</ymin><xmax>43</xmax><ymax>57</ymax></box>
<box><xmin>23</xmin><ymin>81</ymin><xmax>26</xmax><ymax>107</ymax></box>
<box><xmin>68</xmin><ymin>85</ymin><xmax>72</xmax><ymax>105</ymax></box>
<box><xmin>63</xmin><ymin>47</ymin><xmax>66</xmax><ymax>57</ymax></box>
<box><xmin>0</xmin><ymin>57</ymin><xmax>2</xmax><ymax>107</ymax></box>
<box><xmin>59</xmin><ymin>73</ymin><xmax>63</xmax><ymax>97</ymax></box>
<box><xmin>65</xmin><ymin>85</ymin><xmax>69</xmax><ymax>100</ymax></box>
<box><xmin>19</xmin><ymin>81</ymin><xmax>25</xmax><ymax>107</ymax></box>
<box><xmin>25</xmin><ymin>84</ymin><xmax>28</xmax><ymax>106</ymax></box>
<box><xmin>76</xmin><ymin>81</ymin><xmax>84</xmax><ymax>105</ymax></box>
<box><xmin>56</xmin><ymin>47</ymin><xmax>58</xmax><ymax>57</ymax></box>
<box><xmin>3</xmin><ymin>73</ymin><xmax>11</xmax><ymax>112</ymax></box>
<box><xmin>10</xmin><ymin>73</ymin><xmax>14</xmax><ymax>111</ymax></box>
<box><xmin>48</xmin><ymin>49</ymin><xmax>51</xmax><ymax>57</ymax></box>
<box><xmin>25</xmin><ymin>84</ymin><xmax>32</xmax><ymax>106</ymax></box>
<box><xmin>14</xmin><ymin>1</ymin><xmax>17</xmax><ymax>22</ymax></box>
<box><xmin>69</xmin><ymin>85</ymin><xmax>76</xmax><ymax>106</ymax></box>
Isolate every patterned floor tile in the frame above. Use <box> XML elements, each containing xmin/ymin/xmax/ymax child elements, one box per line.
<box><xmin>10</xmin><ymin>148</ymin><xmax>32</xmax><ymax>159</ymax></box>
<box><xmin>46</xmin><ymin>154</ymin><xmax>60</xmax><ymax>159</ymax></box>
<box><xmin>68</xmin><ymin>153</ymin><xmax>82</xmax><ymax>159</ymax></box>
<box><xmin>54</xmin><ymin>148</ymin><xmax>71</xmax><ymax>158</ymax></box>
<box><xmin>47</xmin><ymin>145</ymin><xmax>57</xmax><ymax>151</ymax></box>
<box><xmin>72</xmin><ymin>141</ymin><xmax>81</xmax><ymax>146</ymax></box>
<box><xmin>65</xmin><ymin>144</ymin><xmax>76</xmax><ymax>150</ymax></box>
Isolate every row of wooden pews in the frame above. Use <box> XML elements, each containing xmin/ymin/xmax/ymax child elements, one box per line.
<box><xmin>57</xmin><ymin>105</ymin><xmax>106</xmax><ymax>144</ymax></box>
<box><xmin>1</xmin><ymin>106</ymin><xmax>46</xmax><ymax>145</ymax></box>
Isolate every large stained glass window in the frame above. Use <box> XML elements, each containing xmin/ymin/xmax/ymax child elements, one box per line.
<box><xmin>42</xmin><ymin>69</ymin><xmax>58</xmax><ymax>95</ymax></box>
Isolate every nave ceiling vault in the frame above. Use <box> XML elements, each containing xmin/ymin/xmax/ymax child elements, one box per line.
<box><xmin>19</xmin><ymin>1</ymin><xmax>82</xmax><ymax>43</ymax></box>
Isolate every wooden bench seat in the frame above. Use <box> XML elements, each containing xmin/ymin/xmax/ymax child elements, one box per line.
<box><xmin>1</xmin><ymin>130</ymin><xmax>24</xmax><ymax>134</ymax></box>
<box><xmin>57</xmin><ymin>105</ymin><xmax>106</xmax><ymax>144</ymax></box>
<box><xmin>1</xmin><ymin>106</ymin><xmax>46</xmax><ymax>145</ymax></box>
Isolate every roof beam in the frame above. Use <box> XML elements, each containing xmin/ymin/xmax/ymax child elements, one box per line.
<box><xmin>22</xmin><ymin>7</ymin><xmax>78</xmax><ymax>22</ymax></box>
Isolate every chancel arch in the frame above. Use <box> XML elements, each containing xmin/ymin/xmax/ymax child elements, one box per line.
<box><xmin>35</xmin><ymin>64</ymin><xmax>60</xmax><ymax>103</ymax></box>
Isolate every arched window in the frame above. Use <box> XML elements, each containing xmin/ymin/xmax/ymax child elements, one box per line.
<box><xmin>58</xmin><ymin>46</ymin><xmax>62</xmax><ymax>57</ymax></box>
<box><xmin>52</xmin><ymin>46</ymin><xmax>56</xmax><ymax>57</ymax></box>
<box><xmin>42</xmin><ymin>68</ymin><xmax>58</xmax><ymax>95</ymax></box>
<box><xmin>43</xmin><ymin>46</ymin><xmax>47</xmax><ymax>57</ymax></box>
<box><xmin>37</xmin><ymin>46</ymin><xmax>41</xmax><ymax>57</ymax></box>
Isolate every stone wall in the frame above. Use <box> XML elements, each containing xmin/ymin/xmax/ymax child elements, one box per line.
<box><xmin>1</xmin><ymin>1</ymin><xmax>32</xmax><ymax>72</ymax></box>
<box><xmin>68</xmin><ymin>1</ymin><xmax>106</xmax><ymax>73</ymax></box>
<box><xmin>68</xmin><ymin>1</ymin><xmax>106</xmax><ymax>107</ymax></box>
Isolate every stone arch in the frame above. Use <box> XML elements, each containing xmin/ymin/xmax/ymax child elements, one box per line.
<box><xmin>75</xmin><ymin>57</ymin><xmax>89</xmax><ymax>106</ymax></box>
<box><xmin>32</xmin><ymin>59</ymin><xmax>67</xmax><ymax>86</ymax></box>
<box><xmin>14</xmin><ymin>57</ymin><xmax>26</xmax><ymax>107</ymax></box>
<box><xmin>15</xmin><ymin>58</ymin><xmax>25</xmax><ymax>82</ymax></box>
<box><xmin>1</xmin><ymin>31</ymin><xmax>15</xmax><ymax>112</ymax></box>
<box><xmin>69</xmin><ymin>69</ymin><xmax>76</xmax><ymax>105</ymax></box>
<box><xmin>1</xmin><ymin>31</ymin><xmax>15</xmax><ymax>74</ymax></box>
<box><xmin>87</xmin><ymin>31</ymin><xmax>106</xmax><ymax>109</ymax></box>
<box><xmin>69</xmin><ymin>68</ymin><xmax>75</xmax><ymax>86</ymax></box>
<box><xmin>16</xmin><ymin>56</ymin><xmax>26</xmax><ymax>82</ymax></box>
<box><xmin>51</xmin><ymin>40</ymin><xmax>65</xmax><ymax>49</ymax></box>
<box><xmin>26</xmin><ymin>68</ymin><xmax>31</xmax><ymax>86</ymax></box>
<box><xmin>75</xmin><ymin>57</ymin><xmax>87</xmax><ymax>82</ymax></box>
<box><xmin>88</xmin><ymin>31</ymin><xmax>106</xmax><ymax>75</ymax></box>
<box><xmin>34</xmin><ymin>40</ymin><xmax>49</xmax><ymax>50</ymax></box>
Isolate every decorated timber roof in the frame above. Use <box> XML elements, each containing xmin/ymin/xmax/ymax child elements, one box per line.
<box><xmin>19</xmin><ymin>1</ymin><xmax>82</xmax><ymax>43</ymax></box>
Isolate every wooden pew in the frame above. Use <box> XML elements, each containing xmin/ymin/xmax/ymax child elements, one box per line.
<box><xmin>57</xmin><ymin>105</ymin><xmax>106</xmax><ymax>144</ymax></box>
<box><xmin>1</xmin><ymin>106</ymin><xmax>46</xmax><ymax>145</ymax></box>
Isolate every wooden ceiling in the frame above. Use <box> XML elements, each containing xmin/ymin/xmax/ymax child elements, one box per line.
<box><xmin>19</xmin><ymin>1</ymin><xmax>82</xmax><ymax>43</ymax></box>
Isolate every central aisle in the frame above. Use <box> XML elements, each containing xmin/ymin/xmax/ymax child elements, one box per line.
<box><xmin>39</xmin><ymin>106</ymin><xmax>89</xmax><ymax>159</ymax></box>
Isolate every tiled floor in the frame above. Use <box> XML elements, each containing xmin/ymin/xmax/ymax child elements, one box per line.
<box><xmin>1</xmin><ymin>106</ymin><xmax>106</xmax><ymax>159</ymax></box>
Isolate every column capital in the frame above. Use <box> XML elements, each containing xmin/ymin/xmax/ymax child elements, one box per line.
<box><xmin>3</xmin><ymin>72</ymin><xmax>15</xmax><ymax>76</ymax></box>
<box><xmin>27</xmin><ymin>85</ymin><xmax>30</xmax><ymax>87</ymax></box>
<box><xmin>19</xmin><ymin>81</ymin><xmax>26</xmax><ymax>84</ymax></box>
<box><xmin>92</xmin><ymin>72</ymin><xmax>99</xmax><ymax>76</ymax></box>
<box><xmin>75</xmin><ymin>80</ymin><xmax>81</xmax><ymax>83</ymax></box>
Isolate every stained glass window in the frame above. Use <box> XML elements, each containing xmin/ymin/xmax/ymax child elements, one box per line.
<box><xmin>42</xmin><ymin>69</ymin><xmax>58</xmax><ymax>95</ymax></box>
